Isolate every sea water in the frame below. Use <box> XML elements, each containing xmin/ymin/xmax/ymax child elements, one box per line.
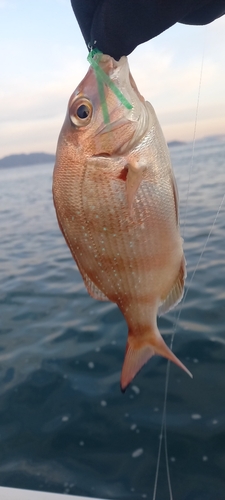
<box><xmin>0</xmin><ymin>138</ymin><xmax>225</xmax><ymax>500</ymax></box>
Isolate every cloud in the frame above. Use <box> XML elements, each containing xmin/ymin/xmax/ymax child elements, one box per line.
<box><xmin>1</xmin><ymin>116</ymin><xmax>62</xmax><ymax>156</ymax></box>
<box><xmin>1</xmin><ymin>8</ymin><xmax>225</xmax><ymax>157</ymax></box>
<box><xmin>0</xmin><ymin>50</ymin><xmax>89</xmax><ymax>156</ymax></box>
<box><xmin>127</xmin><ymin>19</ymin><xmax>225</xmax><ymax>141</ymax></box>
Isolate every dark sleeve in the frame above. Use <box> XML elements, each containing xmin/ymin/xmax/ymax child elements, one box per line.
<box><xmin>71</xmin><ymin>0</ymin><xmax>225</xmax><ymax>60</ymax></box>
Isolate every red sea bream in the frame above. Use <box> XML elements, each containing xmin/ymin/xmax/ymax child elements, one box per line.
<box><xmin>53</xmin><ymin>53</ymin><xmax>191</xmax><ymax>391</ymax></box>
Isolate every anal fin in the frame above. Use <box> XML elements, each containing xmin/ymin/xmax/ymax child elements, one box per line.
<box><xmin>82</xmin><ymin>270</ymin><xmax>109</xmax><ymax>301</ymax></box>
<box><xmin>69</xmin><ymin>248</ymin><xmax>109</xmax><ymax>301</ymax></box>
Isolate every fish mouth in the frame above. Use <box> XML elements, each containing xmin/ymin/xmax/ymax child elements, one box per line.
<box><xmin>91</xmin><ymin>55</ymin><xmax>151</xmax><ymax>152</ymax></box>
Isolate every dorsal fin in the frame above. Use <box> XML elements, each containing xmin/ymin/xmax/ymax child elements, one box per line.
<box><xmin>171</xmin><ymin>170</ymin><xmax>179</xmax><ymax>225</ymax></box>
<box><xmin>158</xmin><ymin>255</ymin><xmax>186</xmax><ymax>316</ymax></box>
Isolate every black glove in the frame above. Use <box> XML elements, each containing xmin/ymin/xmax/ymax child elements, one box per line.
<box><xmin>71</xmin><ymin>0</ymin><xmax>225</xmax><ymax>60</ymax></box>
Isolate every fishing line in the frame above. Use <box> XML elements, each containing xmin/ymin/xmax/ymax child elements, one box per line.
<box><xmin>156</xmin><ymin>189</ymin><xmax>225</xmax><ymax>500</ymax></box>
<box><xmin>161</xmin><ymin>26</ymin><xmax>225</xmax><ymax>500</ymax></box>
<box><xmin>152</xmin><ymin>27</ymin><xmax>208</xmax><ymax>500</ymax></box>
<box><xmin>182</xmin><ymin>26</ymin><xmax>207</xmax><ymax>240</ymax></box>
<box><xmin>152</xmin><ymin>357</ymin><xmax>172</xmax><ymax>500</ymax></box>
<box><xmin>183</xmin><ymin>192</ymin><xmax>225</xmax><ymax>303</ymax></box>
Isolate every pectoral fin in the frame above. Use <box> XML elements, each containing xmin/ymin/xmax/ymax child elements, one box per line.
<box><xmin>126</xmin><ymin>159</ymin><xmax>146</xmax><ymax>212</ymax></box>
<box><xmin>126</xmin><ymin>168</ymin><xmax>143</xmax><ymax>212</ymax></box>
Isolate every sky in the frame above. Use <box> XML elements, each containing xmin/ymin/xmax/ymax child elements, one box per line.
<box><xmin>0</xmin><ymin>0</ymin><xmax>225</xmax><ymax>158</ymax></box>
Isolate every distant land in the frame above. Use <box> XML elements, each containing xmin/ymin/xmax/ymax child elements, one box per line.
<box><xmin>0</xmin><ymin>152</ymin><xmax>55</xmax><ymax>168</ymax></box>
<box><xmin>168</xmin><ymin>134</ymin><xmax>225</xmax><ymax>148</ymax></box>
<box><xmin>0</xmin><ymin>135</ymin><xmax>224</xmax><ymax>168</ymax></box>
<box><xmin>167</xmin><ymin>140</ymin><xmax>186</xmax><ymax>147</ymax></box>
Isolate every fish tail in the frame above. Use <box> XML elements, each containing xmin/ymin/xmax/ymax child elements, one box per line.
<box><xmin>120</xmin><ymin>328</ymin><xmax>192</xmax><ymax>392</ymax></box>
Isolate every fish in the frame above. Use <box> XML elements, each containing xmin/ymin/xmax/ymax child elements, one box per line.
<box><xmin>53</xmin><ymin>53</ymin><xmax>192</xmax><ymax>391</ymax></box>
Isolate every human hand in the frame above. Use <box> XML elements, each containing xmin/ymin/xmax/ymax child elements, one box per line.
<box><xmin>71</xmin><ymin>0</ymin><xmax>225</xmax><ymax>60</ymax></box>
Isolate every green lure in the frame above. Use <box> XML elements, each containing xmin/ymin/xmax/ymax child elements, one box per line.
<box><xmin>87</xmin><ymin>48</ymin><xmax>133</xmax><ymax>125</ymax></box>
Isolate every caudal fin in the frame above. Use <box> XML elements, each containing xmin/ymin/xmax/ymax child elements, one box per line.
<box><xmin>120</xmin><ymin>329</ymin><xmax>192</xmax><ymax>392</ymax></box>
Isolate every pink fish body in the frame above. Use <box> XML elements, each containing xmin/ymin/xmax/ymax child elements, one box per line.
<box><xmin>53</xmin><ymin>54</ymin><xmax>191</xmax><ymax>391</ymax></box>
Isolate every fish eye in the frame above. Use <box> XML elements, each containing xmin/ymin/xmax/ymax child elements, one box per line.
<box><xmin>77</xmin><ymin>104</ymin><xmax>89</xmax><ymax>119</ymax></box>
<box><xmin>69</xmin><ymin>97</ymin><xmax>93</xmax><ymax>127</ymax></box>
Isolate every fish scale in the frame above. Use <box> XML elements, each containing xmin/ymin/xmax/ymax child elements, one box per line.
<box><xmin>53</xmin><ymin>53</ymin><xmax>192</xmax><ymax>390</ymax></box>
<box><xmin>84</xmin><ymin>165</ymin><xmax>176</xmax><ymax>299</ymax></box>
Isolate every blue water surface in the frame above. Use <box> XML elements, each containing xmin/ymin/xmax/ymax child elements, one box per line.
<box><xmin>0</xmin><ymin>138</ymin><xmax>225</xmax><ymax>500</ymax></box>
